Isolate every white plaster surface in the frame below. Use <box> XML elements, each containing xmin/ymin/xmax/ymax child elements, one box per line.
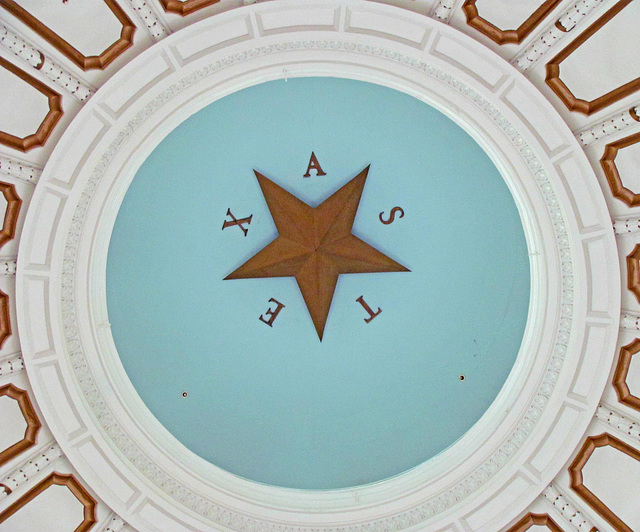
<box><xmin>582</xmin><ymin>443</ymin><xmax>640</xmax><ymax>530</ymax></box>
<box><xmin>0</xmin><ymin>198</ymin><xmax>8</xmax><ymax>228</ymax></box>
<box><xmin>16</xmin><ymin>0</ymin><xmax>123</xmax><ymax>57</ymax></box>
<box><xmin>615</xmin><ymin>141</ymin><xmax>640</xmax><ymax>196</ymax></box>
<box><xmin>0</xmin><ymin>483</ymin><xmax>86</xmax><ymax>531</ymax></box>
<box><xmin>627</xmin><ymin>349</ymin><xmax>640</xmax><ymax>399</ymax></box>
<box><xmin>558</xmin><ymin>1</ymin><xmax>640</xmax><ymax>103</ymax></box>
<box><xmin>471</xmin><ymin>0</ymin><xmax>555</xmax><ymax>30</ymax></box>
<box><xmin>617</xmin><ymin>236</ymin><xmax>640</xmax><ymax>313</ymax></box>
<box><xmin>0</xmin><ymin>394</ymin><xmax>26</xmax><ymax>452</ymax></box>
<box><xmin>0</xmin><ymin>67</ymin><xmax>49</xmax><ymax>139</ymax></box>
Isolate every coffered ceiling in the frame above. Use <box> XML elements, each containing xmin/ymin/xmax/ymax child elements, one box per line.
<box><xmin>1</xmin><ymin>0</ymin><xmax>640</xmax><ymax>530</ymax></box>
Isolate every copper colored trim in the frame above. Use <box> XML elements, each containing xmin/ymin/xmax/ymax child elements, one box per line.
<box><xmin>0</xmin><ymin>290</ymin><xmax>11</xmax><ymax>348</ymax></box>
<box><xmin>613</xmin><ymin>338</ymin><xmax>640</xmax><ymax>411</ymax></box>
<box><xmin>0</xmin><ymin>384</ymin><xmax>41</xmax><ymax>468</ymax></box>
<box><xmin>0</xmin><ymin>472</ymin><xmax>97</xmax><ymax>531</ymax></box>
<box><xmin>601</xmin><ymin>131</ymin><xmax>640</xmax><ymax>206</ymax></box>
<box><xmin>570</xmin><ymin>433</ymin><xmax>640</xmax><ymax>532</ymax></box>
<box><xmin>546</xmin><ymin>0</ymin><xmax>637</xmax><ymax>115</ymax></box>
<box><xmin>0</xmin><ymin>0</ymin><xmax>135</xmax><ymax>71</ymax></box>
<box><xmin>507</xmin><ymin>512</ymin><xmax>563</xmax><ymax>532</ymax></box>
<box><xmin>159</xmin><ymin>0</ymin><xmax>220</xmax><ymax>16</ymax></box>
<box><xmin>0</xmin><ymin>182</ymin><xmax>22</xmax><ymax>249</ymax></box>
<box><xmin>0</xmin><ymin>57</ymin><xmax>62</xmax><ymax>152</ymax></box>
<box><xmin>628</xmin><ymin>244</ymin><xmax>640</xmax><ymax>302</ymax></box>
<box><xmin>462</xmin><ymin>0</ymin><xmax>562</xmax><ymax>45</ymax></box>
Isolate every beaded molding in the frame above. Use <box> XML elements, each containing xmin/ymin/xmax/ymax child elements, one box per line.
<box><xmin>59</xmin><ymin>39</ymin><xmax>573</xmax><ymax>529</ymax></box>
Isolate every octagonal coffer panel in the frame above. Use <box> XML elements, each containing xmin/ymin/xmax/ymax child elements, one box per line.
<box><xmin>0</xmin><ymin>384</ymin><xmax>41</xmax><ymax>468</ymax></box>
<box><xmin>0</xmin><ymin>0</ymin><xmax>135</xmax><ymax>70</ymax></box>
<box><xmin>0</xmin><ymin>58</ymin><xmax>62</xmax><ymax>152</ymax></box>
<box><xmin>0</xmin><ymin>472</ymin><xmax>97</xmax><ymax>531</ymax></box>
<box><xmin>546</xmin><ymin>0</ymin><xmax>640</xmax><ymax>115</ymax></box>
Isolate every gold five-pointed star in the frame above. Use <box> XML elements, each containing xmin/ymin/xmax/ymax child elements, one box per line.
<box><xmin>225</xmin><ymin>166</ymin><xmax>410</xmax><ymax>340</ymax></box>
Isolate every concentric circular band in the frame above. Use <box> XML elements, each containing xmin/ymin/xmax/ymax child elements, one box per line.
<box><xmin>16</xmin><ymin>1</ymin><xmax>619</xmax><ymax>530</ymax></box>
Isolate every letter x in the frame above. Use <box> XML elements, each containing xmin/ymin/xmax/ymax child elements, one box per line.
<box><xmin>222</xmin><ymin>208</ymin><xmax>253</xmax><ymax>236</ymax></box>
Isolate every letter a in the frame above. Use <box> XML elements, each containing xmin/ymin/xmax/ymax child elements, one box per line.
<box><xmin>303</xmin><ymin>152</ymin><xmax>327</xmax><ymax>178</ymax></box>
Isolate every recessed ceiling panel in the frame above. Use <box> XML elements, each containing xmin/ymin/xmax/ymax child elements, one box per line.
<box><xmin>106</xmin><ymin>77</ymin><xmax>530</xmax><ymax>489</ymax></box>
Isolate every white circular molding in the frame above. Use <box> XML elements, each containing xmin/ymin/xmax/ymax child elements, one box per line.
<box><xmin>16</xmin><ymin>1</ymin><xmax>620</xmax><ymax>530</ymax></box>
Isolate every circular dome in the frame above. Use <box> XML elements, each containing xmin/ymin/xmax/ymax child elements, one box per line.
<box><xmin>15</xmin><ymin>1</ymin><xmax>620</xmax><ymax>530</ymax></box>
<box><xmin>106</xmin><ymin>76</ymin><xmax>530</xmax><ymax>489</ymax></box>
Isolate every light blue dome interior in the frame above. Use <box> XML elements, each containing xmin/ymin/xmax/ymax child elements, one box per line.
<box><xmin>106</xmin><ymin>77</ymin><xmax>530</xmax><ymax>489</ymax></box>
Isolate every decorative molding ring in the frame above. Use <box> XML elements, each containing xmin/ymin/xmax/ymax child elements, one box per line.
<box><xmin>462</xmin><ymin>0</ymin><xmax>562</xmax><ymax>45</ymax></box>
<box><xmin>16</xmin><ymin>1</ymin><xmax>619</xmax><ymax>530</ymax></box>
<box><xmin>159</xmin><ymin>0</ymin><xmax>220</xmax><ymax>16</ymax></box>
<box><xmin>64</xmin><ymin>43</ymin><xmax>572</xmax><ymax>526</ymax></box>
<box><xmin>0</xmin><ymin>57</ymin><xmax>62</xmax><ymax>152</ymax></box>
<box><xmin>546</xmin><ymin>0</ymin><xmax>638</xmax><ymax>115</ymax></box>
<box><xmin>0</xmin><ymin>472</ymin><xmax>97</xmax><ymax>531</ymax></box>
<box><xmin>0</xmin><ymin>0</ymin><xmax>136</xmax><ymax>70</ymax></box>
<box><xmin>0</xmin><ymin>384</ymin><xmax>41</xmax><ymax>468</ymax></box>
<box><xmin>569</xmin><ymin>433</ymin><xmax>640</xmax><ymax>532</ymax></box>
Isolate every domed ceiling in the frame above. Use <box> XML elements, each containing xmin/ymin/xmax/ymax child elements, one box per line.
<box><xmin>0</xmin><ymin>0</ymin><xmax>638</xmax><ymax>531</ymax></box>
